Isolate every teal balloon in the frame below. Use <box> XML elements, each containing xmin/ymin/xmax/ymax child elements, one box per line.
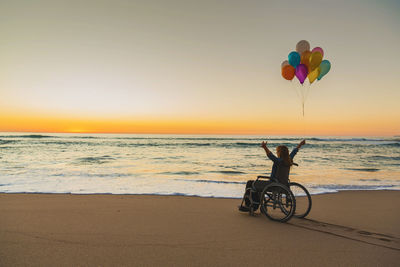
<box><xmin>317</xmin><ymin>60</ymin><xmax>331</xmax><ymax>80</ymax></box>
<box><xmin>288</xmin><ymin>51</ymin><xmax>301</xmax><ymax>68</ymax></box>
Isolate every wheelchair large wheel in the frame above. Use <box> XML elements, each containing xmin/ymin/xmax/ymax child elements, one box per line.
<box><xmin>260</xmin><ymin>183</ymin><xmax>295</xmax><ymax>223</ymax></box>
<box><xmin>289</xmin><ymin>182</ymin><xmax>312</xmax><ymax>218</ymax></box>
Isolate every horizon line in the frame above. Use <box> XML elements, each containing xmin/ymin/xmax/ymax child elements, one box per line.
<box><xmin>0</xmin><ymin>130</ymin><xmax>398</xmax><ymax>137</ymax></box>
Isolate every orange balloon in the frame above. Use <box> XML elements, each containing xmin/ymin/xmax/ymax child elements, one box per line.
<box><xmin>301</xmin><ymin>51</ymin><xmax>311</xmax><ymax>71</ymax></box>
<box><xmin>281</xmin><ymin>65</ymin><xmax>295</xmax><ymax>80</ymax></box>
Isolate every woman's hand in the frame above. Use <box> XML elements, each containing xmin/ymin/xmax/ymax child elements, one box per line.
<box><xmin>261</xmin><ymin>141</ymin><xmax>271</xmax><ymax>155</ymax></box>
<box><xmin>260</xmin><ymin>141</ymin><xmax>267</xmax><ymax>149</ymax></box>
<box><xmin>297</xmin><ymin>139</ymin><xmax>306</xmax><ymax>149</ymax></box>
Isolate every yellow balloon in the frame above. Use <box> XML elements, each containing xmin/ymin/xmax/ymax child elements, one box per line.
<box><xmin>309</xmin><ymin>51</ymin><xmax>323</xmax><ymax>71</ymax></box>
<box><xmin>308</xmin><ymin>67</ymin><xmax>320</xmax><ymax>84</ymax></box>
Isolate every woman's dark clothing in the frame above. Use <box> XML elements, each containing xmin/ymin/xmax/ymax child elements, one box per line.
<box><xmin>244</xmin><ymin>180</ymin><xmax>270</xmax><ymax>207</ymax></box>
<box><xmin>243</xmin><ymin>147</ymin><xmax>299</xmax><ymax>207</ymax></box>
<box><xmin>267</xmin><ymin>147</ymin><xmax>298</xmax><ymax>186</ymax></box>
<box><xmin>246</xmin><ymin>180</ymin><xmax>270</xmax><ymax>192</ymax></box>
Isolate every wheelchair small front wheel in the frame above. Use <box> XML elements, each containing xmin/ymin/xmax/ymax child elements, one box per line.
<box><xmin>260</xmin><ymin>183</ymin><xmax>296</xmax><ymax>223</ymax></box>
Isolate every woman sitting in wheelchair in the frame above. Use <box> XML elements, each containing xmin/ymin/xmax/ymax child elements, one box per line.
<box><xmin>239</xmin><ymin>139</ymin><xmax>306</xmax><ymax>212</ymax></box>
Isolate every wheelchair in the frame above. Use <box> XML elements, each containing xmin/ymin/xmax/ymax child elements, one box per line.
<box><xmin>239</xmin><ymin>175</ymin><xmax>312</xmax><ymax>223</ymax></box>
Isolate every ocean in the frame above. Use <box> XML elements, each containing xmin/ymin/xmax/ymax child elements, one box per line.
<box><xmin>0</xmin><ymin>133</ymin><xmax>399</xmax><ymax>198</ymax></box>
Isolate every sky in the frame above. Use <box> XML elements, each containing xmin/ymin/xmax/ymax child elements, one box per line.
<box><xmin>1</xmin><ymin>0</ymin><xmax>400</xmax><ymax>135</ymax></box>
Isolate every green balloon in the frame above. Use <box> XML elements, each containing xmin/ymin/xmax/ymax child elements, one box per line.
<box><xmin>317</xmin><ymin>60</ymin><xmax>331</xmax><ymax>80</ymax></box>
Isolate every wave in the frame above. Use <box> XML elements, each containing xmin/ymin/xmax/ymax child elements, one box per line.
<box><xmin>43</xmin><ymin>141</ymin><xmax>100</xmax><ymax>146</ymax></box>
<box><xmin>115</xmin><ymin>136</ymin><xmax>399</xmax><ymax>142</ymax></box>
<box><xmin>185</xmin><ymin>143</ymin><xmax>211</xmax><ymax>146</ymax></box>
<box><xmin>381</xmin><ymin>143</ymin><xmax>400</xmax><ymax>147</ymax></box>
<box><xmin>75</xmin><ymin>155</ymin><xmax>115</xmax><ymax>165</ymax></box>
<box><xmin>234</xmin><ymin>142</ymin><xmax>258</xmax><ymax>146</ymax></box>
<box><xmin>175</xmin><ymin>179</ymin><xmax>246</xmax><ymax>185</ymax></box>
<box><xmin>208</xmin><ymin>170</ymin><xmax>246</xmax><ymax>174</ymax></box>
<box><xmin>309</xmin><ymin>137</ymin><xmax>387</xmax><ymax>142</ymax></box>
<box><xmin>51</xmin><ymin>172</ymin><xmax>132</xmax><ymax>178</ymax></box>
<box><xmin>160</xmin><ymin>171</ymin><xmax>200</xmax><ymax>175</ymax></box>
<box><xmin>309</xmin><ymin>184</ymin><xmax>396</xmax><ymax>190</ymax></box>
<box><xmin>117</xmin><ymin>142</ymin><xmax>258</xmax><ymax>148</ymax></box>
<box><xmin>358</xmin><ymin>178</ymin><xmax>381</xmax><ymax>182</ymax></box>
<box><xmin>0</xmin><ymin>139</ymin><xmax>294</xmax><ymax>149</ymax></box>
<box><xmin>115</xmin><ymin>137</ymin><xmax>267</xmax><ymax>141</ymax></box>
<box><xmin>152</xmin><ymin>156</ymin><xmax>184</xmax><ymax>160</ymax></box>
<box><xmin>0</xmin><ymin>140</ymin><xmax>16</xmax><ymax>145</ymax></box>
<box><xmin>1</xmin><ymin>135</ymin><xmax>398</xmax><ymax>149</ymax></box>
<box><xmin>69</xmin><ymin>136</ymin><xmax>100</xmax><ymax>139</ymax></box>
<box><xmin>0</xmin><ymin>134</ymin><xmax>55</xmax><ymax>138</ymax></box>
<box><xmin>343</xmin><ymin>168</ymin><xmax>380</xmax><ymax>172</ymax></box>
<box><xmin>365</xmin><ymin>156</ymin><xmax>400</xmax><ymax>161</ymax></box>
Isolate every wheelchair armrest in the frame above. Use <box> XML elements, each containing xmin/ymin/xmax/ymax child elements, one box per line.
<box><xmin>256</xmin><ymin>175</ymin><xmax>278</xmax><ymax>183</ymax></box>
<box><xmin>256</xmin><ymin>175</ymin><xmax>271</xmax><ymax>180</ymax></box>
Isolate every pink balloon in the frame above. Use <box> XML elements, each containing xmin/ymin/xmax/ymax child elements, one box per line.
<box><xmin>295</xmin><ymin>64</ymin><xmax>308</xmax><ymax>84</ymax></box>
<box><xmin>312</xmin><ymin>47</ymin><xmax>324</xmax><ymax>57</ymax></box>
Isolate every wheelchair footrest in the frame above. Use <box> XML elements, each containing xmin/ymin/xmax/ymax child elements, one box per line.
<box><xmin>238</xmin><ymin>206</ymin><xmax>250</xmax><ymax>212</ymax></box>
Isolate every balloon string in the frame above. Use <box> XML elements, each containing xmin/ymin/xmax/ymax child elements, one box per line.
<box><xmin>294</xmin><ymin>81</ymin><xmax>301</xmax><ymax>100</ymax></box>
<box><xmin>298</xmin><ymin>83</ymin><xmax>304</xmax><ymax>116</ymax></box>
<box><xmin>307</xmin><ymin>81</ymin><xmax>311</xmax><ymax>102</ymax></box>
<box><xmin>298</xmin><ymin>82</ymin><xmax>305</xmax><ymax>116</ymax></box>
<box><xmin>304</xmin><ymin>82</ymin><xmax>308</xmax><ymax>102</ymax></box>
<box><xmin>302</xmin><ymin>81</ymin><xmax>312</xmax><ymax>116</ymax></box>
<box><xmin>292</xmin><ymin>80</ymin><xmax>302</xmax><ymax>109</ymax></box>
<box><xmin>301</xmin><ymin>86</ymin><xmax>304</xmax><ymax>116</ymax></box>
<box><xmin>304</xmin><ymin>82</ymin><xmax>310</xmax><ymax>103</ymax></box>
<box><xmin>291</xmin><ymin>80</ymin><xmax>307</xmax><ymax>117</ymax></box>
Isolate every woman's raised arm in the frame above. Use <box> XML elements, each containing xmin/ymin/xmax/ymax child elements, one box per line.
<box><xmin>261</xmin><ymin>141</ymin><xmax>279</xmax><ymax>163</ymax></box>
<box><xmin>297</xmin><ymin>139</ymin><xmax>306</xmax><ymax>149</ymax></box>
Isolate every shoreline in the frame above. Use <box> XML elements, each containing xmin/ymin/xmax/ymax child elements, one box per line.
<box><xmin>0</xmin><ymin>188</ymin><xmax>399</xmax><ymax>198</ymax></box>
<box><xmin>1</xmin><ymin>190</ymin><xmax>399</xmax><ymax>266</ymax></box>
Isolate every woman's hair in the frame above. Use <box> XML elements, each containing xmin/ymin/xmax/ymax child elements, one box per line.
<box><xmin>276</xmin><ymin>145</ymin><xmax>293</xmax><ymax>166</ymax></box>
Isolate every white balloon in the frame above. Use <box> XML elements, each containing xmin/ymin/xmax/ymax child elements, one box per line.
<box><xmin>296</xmin><ymin>40</ymin><xmax>310</xmax><ymax>54</ymax></box>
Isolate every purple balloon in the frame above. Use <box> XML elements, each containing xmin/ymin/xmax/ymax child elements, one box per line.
<box><xmin>295</xmin><ymin>64</ymin><xmax>308</xmax><ymax>84</ymax></box>
<box><xmin>312</xmin><ymin>47</ymin><xmax>324</xmax><ymax>57</ymax></box>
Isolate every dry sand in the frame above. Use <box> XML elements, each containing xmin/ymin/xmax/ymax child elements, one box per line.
<box><xmin>0</xmin><ymin>190</ymin><xmax>399</xmax><ymax>266</ymax></box>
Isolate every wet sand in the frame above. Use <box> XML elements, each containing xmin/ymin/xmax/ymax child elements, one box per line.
<box><xmin>0</xmin><ymin>190</ymin><xmax>399</xmax><ymax>266</ymax></box>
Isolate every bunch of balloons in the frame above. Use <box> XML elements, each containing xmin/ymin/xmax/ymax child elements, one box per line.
<box><xmin>281</xmin><ymin>40</ymin><xmax>331</xmax><ymax>84</ymax></box>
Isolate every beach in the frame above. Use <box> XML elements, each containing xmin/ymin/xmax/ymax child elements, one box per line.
<box><xmin>0</xmin><ymin>190</ymin><xmax>399</xmax><ymax>266</ymax></box>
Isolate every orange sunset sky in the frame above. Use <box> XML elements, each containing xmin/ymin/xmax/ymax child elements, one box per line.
<box><xmin>1</xmin><ymin>0</ymin><xmax>400</xmax><ymax>136</ymax></box>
